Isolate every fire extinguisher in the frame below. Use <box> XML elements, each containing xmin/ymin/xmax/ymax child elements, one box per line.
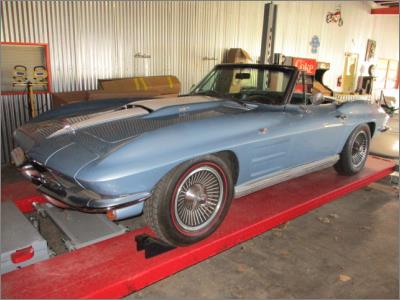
<box><xmin>337</xmin><ymin>75</ymin><xmax>342</xmax><ymax>87</ymax></box>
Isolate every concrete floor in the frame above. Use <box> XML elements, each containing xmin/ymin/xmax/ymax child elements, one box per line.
<box><xmin>1</xmin><ymin>166</ymin><xmax>399</xmax><ymax>298</ymax></box>
<box><xmin>132</xmin><ymin>177</ymin><xmax>399</xmax><ymax>299</ymax></box>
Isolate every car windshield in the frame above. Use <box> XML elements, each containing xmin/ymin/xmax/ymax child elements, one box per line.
<box><xmin>191</xmin><ymin>65</ymin><xmax>295</xmax><ymax>105</ymax></box>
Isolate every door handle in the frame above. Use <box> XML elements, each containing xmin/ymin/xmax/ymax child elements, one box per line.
<box><xmin>336</xmin><ymin>114</ymin><xmax>347</xmax><ymax>120</ymax></box>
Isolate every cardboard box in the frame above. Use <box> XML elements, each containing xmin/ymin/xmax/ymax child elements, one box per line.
<box><xmin>98</xmin><ymin>75</ymin><xmax>180</xmax><ymax>95</ymax></box>
<box><xmin>52</xmin><ymin>90</ymin><xmax>172</xmax><ymax>108</ymax></box>
<box><xmin>225</xmin><ymin>48</ymin><xmax>253</xmax><ymax>63</ymax></box>
<box><xmin>52</xmin><ymin>75</ymin><xmax>181</xmax><ymax>108</ymax></box>
<box><xmin>52</xmin><ymin>91</ymin><xmax>89</xmax><ymax>107</ymax></box>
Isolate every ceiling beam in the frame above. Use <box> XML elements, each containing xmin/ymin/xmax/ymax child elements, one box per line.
<box><xmin>371</xmin><ymin>6</ymin><xmax>399</xmax><ymax>14</ymax></box>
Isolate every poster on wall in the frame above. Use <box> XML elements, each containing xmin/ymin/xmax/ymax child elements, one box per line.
<box><xmin>365</xmin><ymin>39</ymin><xmax>376</xmax><ymax>62</ymax></box>
<box><xmin>342</xmin><ymin>52</ymin><xmax>359</xmax><ymax>93</ymax></box>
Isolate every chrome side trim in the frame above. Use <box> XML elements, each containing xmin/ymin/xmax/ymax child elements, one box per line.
<box><xmin>234</xmin><ymin>155</ymin><xmax>340</xmax><ymax>198</ymax></box>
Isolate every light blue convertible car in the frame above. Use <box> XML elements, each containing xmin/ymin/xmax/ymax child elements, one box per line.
<box><xmin>12</xmin><ymin>64</ymin><xmax>389</xmax><ymax>246</ymax></box>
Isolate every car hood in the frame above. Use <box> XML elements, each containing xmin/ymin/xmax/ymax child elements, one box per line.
<box><xmin>14</xmin><ymin>95</ymin><xmax>246</xmax><ymax>174</ymax></box>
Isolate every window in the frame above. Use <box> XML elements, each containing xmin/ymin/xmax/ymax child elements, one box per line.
<box><xmin>375</xmin><ymin>58</ymin><xmax>399</xmax><ymax>90</ymax></box>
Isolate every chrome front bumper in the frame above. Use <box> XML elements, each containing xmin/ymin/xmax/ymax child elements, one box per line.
<box><xmin>20</xmin><ymin>163</ymin><xmax>151</xmax><ymax>212</ymax></box>
<box><xmin>378</xmin><ymin>125</ymin><xmax>390</xmax><ymax>133</ymax></box>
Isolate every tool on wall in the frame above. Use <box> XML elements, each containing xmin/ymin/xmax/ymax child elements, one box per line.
<box><xmin>12</xmin><ymin>65</ymin><xmax>28</xmax><ymax>82</ymax></box>
<box><xmin>134</xmin><ymin>52</ymin><xmax>151</xmax><ymax>76</ymax></box>
<box><xmin>12</xmin><ymin>65</ymin><xmax>48</xmax><ymax>118</ymax></box>
<box><xmin>32</xmin><ymin>66</ymin><xmax>48</xmax><ymax>83</ymax></box>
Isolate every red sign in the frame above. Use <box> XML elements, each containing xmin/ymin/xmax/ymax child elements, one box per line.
<box><xmin>292</xmin><ymin>57</ymin><xmax>317</xmax><ymax>75</ymax></box>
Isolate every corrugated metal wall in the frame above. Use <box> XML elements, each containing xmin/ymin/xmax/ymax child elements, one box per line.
<box><xmin>1</xmin><ymin>0</ymin><xmax>266</xmax><ymax>164</ymax></box>
<box><xmin>1</xmin><ymin>94</ymin><xmax>52</xmax><ymax>164</ymax></box>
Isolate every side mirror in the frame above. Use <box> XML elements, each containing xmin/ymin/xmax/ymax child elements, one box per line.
<box><xmin>311</xmin><ymin>92</ymin><xmax>324</xmax><ymax>105</ymax></box>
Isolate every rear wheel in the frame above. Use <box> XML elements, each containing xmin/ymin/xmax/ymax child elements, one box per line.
<box><xmin>144</xmin><ymin>154</ymin><xmax>234</xmax><ymax>246</ymax></box>
<box><xmin>335</xmin><ymin>124</ymin><xmax>370</xmax><ymax>175</ymax></box>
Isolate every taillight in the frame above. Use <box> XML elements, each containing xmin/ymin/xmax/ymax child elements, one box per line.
<box><xmin>11</xmin><ymin>246</ymin><xmax>34</xmax><ymax>264</ymax></box>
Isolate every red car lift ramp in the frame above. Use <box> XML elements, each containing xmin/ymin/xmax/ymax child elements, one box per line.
<box><xmin>1</xmin><ymin>156</ymin><xmax>396</xmax><ymax>299</ymax></box>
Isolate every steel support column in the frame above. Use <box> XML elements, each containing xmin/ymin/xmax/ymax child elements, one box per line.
<box><xmin>259</xmin><ymin>3</ymin><xmax>278</xmax><ymax>64</ymax></box>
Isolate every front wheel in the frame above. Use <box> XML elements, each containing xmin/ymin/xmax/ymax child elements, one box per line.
<box><xmin>335</xmin><ymin>124</ymin><xmax>371</xmax><ymax>175</ymax></box>
<box><xmin>144</xmin><ymin>155</ymin><xmax>234</xmax><ymax>246</ymax></box>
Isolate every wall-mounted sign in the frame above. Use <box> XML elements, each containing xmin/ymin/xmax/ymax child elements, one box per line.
<box><xmin>292</xmin><ymin>57</ymin><xmax>317</xmax><ymax>75</ymax></box>
<box><xmin>309</xmin><ymin>35</ymin><xmax>320</xmax><ymax>54</ymax></box>
<box><xmin>365</xmin><ymin>39</ymin><xmax>376</xmax><ymax>62</ymax></box>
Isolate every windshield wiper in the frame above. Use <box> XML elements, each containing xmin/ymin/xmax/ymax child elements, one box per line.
<box><xmin>228</xmin><ymin>98</ymin><xmax>252</xmax><ymax>109</ymax></box>
<box><xmin>193</xmin><ymin>90</ymin><xmax>250</xmax><ymax>109</ymax></box>
<box><xmin>193</xmin><ymin>90</ymin><xmax>225</xmax><ymax>97</ymax></box>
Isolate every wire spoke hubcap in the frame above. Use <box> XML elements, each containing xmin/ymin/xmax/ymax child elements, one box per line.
<box><xmin>184</xmin><ymin>184</ymin><xmax>208</xmax><ymax>209</ymax></box>
<box><xmin>351</xmin><ymin>131</ymin><xmax>368</xmax><ymax>167</ymax></box>
<box><xmin>175</xmin><ymin>166</ymin><xmax>224</xmax><ymax>232</ymax></box>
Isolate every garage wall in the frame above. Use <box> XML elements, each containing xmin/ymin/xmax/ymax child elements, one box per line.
<box><xmin>274</xmin><ymin>1</ymin><xmax>399</xmax><ymax>91</ymax></box>
<box><xmin>371</xmin><ymin>14</ymin><xmax>399</xmax><ymax>60</ymax></box>
<box><xmin>1</xmin><ymin>0</ymin><xmax>266</xmax><ymax>164</ymax></box>
<box><xmin>1</xmin><ymin>1</ymin><xmax>265</xmax><ymax>93</ymax></box>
